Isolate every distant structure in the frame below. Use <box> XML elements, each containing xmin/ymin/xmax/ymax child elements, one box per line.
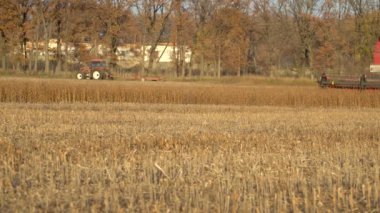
<box><xmin>25</xmin><ymin>40</ymin><xmax>192</xmax><ymax>69</ymax></box>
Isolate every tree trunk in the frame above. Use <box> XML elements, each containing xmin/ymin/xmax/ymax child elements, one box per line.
<box><xmin>140</xmin><ymin>35</ymin><xmax>146</xmax><ymax>77</ymax></box>
<box><xmin>63</xmin><ymin>43</ymin><xmax>69</xmax><ymax>72</ymax></box>
<box><xmin>217</xmin><ymin>43</ymin><xmax>221</xmax><ymax>78</ymax></box>
<box><xmin>181</xmin><ymin>47</ymin><xmax>185</xmax><ymax>78</ymax></box>
<box><xmin>213</xmin><ymin>60</ymin><xmax>217</xmax><ymax>77</ymax></box>
<box><xmin>34</xmin><ymin>39</ymin><xmax>39</xmax><ymax>73</ymax></box>
<box><xmin>200</xmin><ymin>53</ymin><xmax>205</xmax><ymax>77</ymax></box>
<box><xmin>173</xmin><ymin>42</ymin><xmax>178</xmax><ymax>77</ymax></box>
<box><xmin>33</xmin><ymin>16</ymin><xmax>40</xmax><ymax>72</ymax></box>
<box><xmin>16</xmin><ymin>61</ymin><xmax>20</xmax><ymax>72</ymax></box>
<box><xmin>189</xmin><ymin>50</ymin><xmax>193</xmax><ymax>78</ymax></box>
<box><xmin>44</xmin><ymin>23</ymin><xmax>51</xmax><ymax>73</ymax></box>
<box><xmin>304</xmin><ymin>45</ymin><xmax>312</xmax><ymax>68</ymax></box>
<box><xmin>56</xmin><ymin>19</ymin><xmax>62</xmax><ymax>73</ymax></box>
<box><xmin>307</xmin><ymin>44</ymin><xmax>313</xmax><ymax>68</ymax></box>
<box><xmin>28</xmin><ymin>44</ymin><xmax>33</xmax><ymax>71</ymax></box>
<box><xmin>56</xmin><ymin>39</ymin><xmax>62</xmax><ymax>73</ymax></box>
<box><xmin>1</xmin><ymin>55</ymin><xmax>5</xmax><ymax>71</ymax></box>
<box><xmin>147</xmin><ymin>46</ymin><xmax>157</xmax><ymax>74</ymax></box>
<box><xmin>21</xmin><ymin>11</ymin><xmax>28</xmax><ymax>72</ymax></box>
<box><xmin>0</xmin><ymin>32</ymin><xmax>5</xmax><ymax>70</ymax></box>
<box><xmin>237</xmin><ymin>47</ymin><xmax>241</xmax><ymax>77</ymax></box>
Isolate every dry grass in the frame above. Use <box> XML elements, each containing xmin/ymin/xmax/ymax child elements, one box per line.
<box><xmin>1</xmin><ymin>77</ymin><xmax>380</xmax><ymax>107</ymax></box>
<box><xmin>1</xmin><ymin>77</ymin><xmax>380</xmax><ymax>211</ymax></box>
<box><xmin>0</xmin><ymin>103</ymin><xmax>379</xmax><ymax>212</ymax></box>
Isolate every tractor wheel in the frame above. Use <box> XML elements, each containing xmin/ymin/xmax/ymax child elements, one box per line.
<box><xmin>76</xmin><ymin>73</ymin><xmax>84</xmax><ymax>80</ymax></box>
<box><xmin>92</xmin><ymin>71</ymin><xmax>101</xmax><ymax>80</ymax></box>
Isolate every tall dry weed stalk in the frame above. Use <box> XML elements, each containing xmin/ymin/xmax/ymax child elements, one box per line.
<box><xmin>1</xmin><ymin>78</ymin><xmax>380</xmax><ymax>107</ymax></box>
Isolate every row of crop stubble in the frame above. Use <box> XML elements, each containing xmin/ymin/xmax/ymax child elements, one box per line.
<box><xmin>1</xmin><ymin>78</ymin><xmax>380</xmax><ymax>107</ymax></box>
<box><xmin>0</xmin><ymin>103</ymin><xmax>379</xmax><ymax>212</ymax></box>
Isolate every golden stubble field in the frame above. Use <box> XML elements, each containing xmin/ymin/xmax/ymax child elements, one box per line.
<box><xmin>0</xmin><ymin>77</ymin><xmax>380</xmax><ymax>212</ymax></box>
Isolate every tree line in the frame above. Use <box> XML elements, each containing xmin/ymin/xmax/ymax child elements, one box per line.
<box><xmin>1</xmin><ymin>0</ymin><xmax>380</xmax><ymax>78</ymax></box>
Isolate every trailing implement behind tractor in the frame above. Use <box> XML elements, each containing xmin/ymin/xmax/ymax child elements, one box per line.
<box><xmin>318</xmin><ymin>38</ymin><xmax>380</xmax><ymax>89</ymax></box>
<box><xmin>77</xmin><ymin>59</ymin><xmax>113</xmax><ymax>80</ymax></box>
<box><xmin>318</xmin><ymin>73</ymin><xmax>380</xmax><ymax>89</ymax></box>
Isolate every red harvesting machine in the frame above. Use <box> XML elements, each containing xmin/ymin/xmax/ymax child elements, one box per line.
<box><xmin>370</xmin><ymin>38</ymin><xmax>380</xmax><ymax>73</ymax></box>
<box><xmin>318</xmin><ymin>38</ymin><xmax>380</xmax><ymax>89</ymax></box>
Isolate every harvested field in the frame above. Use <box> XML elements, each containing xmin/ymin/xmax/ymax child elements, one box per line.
<box><xmin>0</xmin><ymin>77</ymin><xmax>379</xmax><ymax>211</ymax></box>
<box><xmin>0</xmin><ymin>102</ymin><xmax>380</xmax><ymax>212</ymax></box>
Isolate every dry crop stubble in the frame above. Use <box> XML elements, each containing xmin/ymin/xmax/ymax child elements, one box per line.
<box><xmin>0</xmin><ymin>102</ymin><xmax>379</xmax><ymax>212</ymax></box>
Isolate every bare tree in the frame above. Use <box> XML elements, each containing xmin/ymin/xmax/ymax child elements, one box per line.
<box><xmin>96</xmin><ymin>0</ymin><xmax>132</xmax><ymax>68</ymax></box>
<box><xmin>134</xmin><ymin>0</ymin><xmax>174</xmax><ymax>75</ymax></box>
<box><xmin>288</xmin><ymin>0</ymin><xmax>320</xmax><ymax>68</ymax></box>
<box><xmin>188</xmin><ymin>0</ymin><xmax>224</xmax><ymax>77</ymax></box>
<box><xmin>35</xmin><ymin>0</ymin><xmax>54</xmax><ymax>73</ymax></box>
<box><xmin>172</xmin><ymin>0</ymin><xmax>194</xmax><ymax>78</ymax></box>
<box><xmin>0</xmin><ymin>0</ymin><xmax>34</xmax><ymax>71</ymax></box>
<box><xmin>347</xmin><ymin>0</ymin><xmax>377</xmax><ymax>66</ymax></box>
